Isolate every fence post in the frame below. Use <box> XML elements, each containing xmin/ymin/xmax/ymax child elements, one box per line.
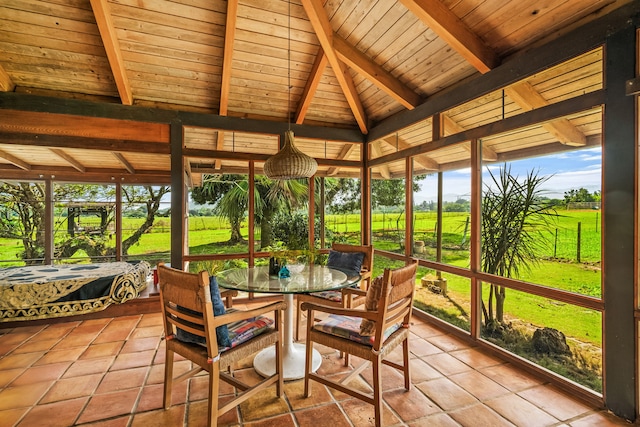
<box><xmin>554</xmin><ymin>228</ymin><xmax>558</xmax><ymax>257</ymax></box>
<box><xmin>577</xmin><ymin>222</ymin><xmax>581</xmax><ymax>263</ymax></box>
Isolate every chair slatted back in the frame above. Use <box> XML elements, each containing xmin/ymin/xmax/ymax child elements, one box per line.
<box><xmin>373</xmin><ymin>261</ymin><xmax>418</xmax><ymax>350</ymax></box>
<box><xmin>157</xmin><ymin>263</ymin><xmax>216</xmax><ymax>352</ymax></box>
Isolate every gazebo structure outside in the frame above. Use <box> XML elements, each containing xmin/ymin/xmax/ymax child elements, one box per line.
<box><xmin>1</xmin><ymin>0</ymin><xmax>640</xmax><ymax>422</ymax></box>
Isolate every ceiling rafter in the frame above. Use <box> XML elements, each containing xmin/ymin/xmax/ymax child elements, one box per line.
<box><xmin>0</xmin><ymin>65</ymin><xmax>15</xmax><ymax>92</ymax></box>
<box><xmin>441</xmin><ymin>114</ymin><xmax>498</xmax><ymax>161</ymax></box>
<box><xmin>50</xmin><ymin>148</ymin><xmax>86</xmax><ymax>173</ymax></box>
<box><xmin>295</xmin><ymin>50</ymin><xmax>328</xmax><ymax>124</ymax></box>
<box><xmin>89</xmin><ymin>0</ymin><xmax>133</xmax><ymax>105</ymax></box>
<box><xmin>0</xmin><ymin>149</ymin><xmax>30</xmax><ymax>170</ymax></box>
<box><xmin>399</xmin><ymin>0</ymin><xmax>499</xmax><ymax>73</ymax></box>
<box><xmin>326</xmin><ymin>142</ymin><xmax>356</xmax><ymax>176</ymax></box>
<box><xmin>113</xmin><ymin>152</ymin><xmax>135</xmax><ymax>174</ymax></box>
<box><xmin>381</xmin><ymin>136</ymin><xmax>439</xmax><ymax>170</ymax></box>
<box><xmin>504</xmin><ymin>82</ymin><xmax>587</xmax><ymax>146</ymax></box>
<box><xmin>333</xmin><ymin>35</ymin><xmax>422</xmax><ymax>109</ymax></box>
<box><xmin>301</xmin><ymin>0</ymin><xmax>368</xmax><ymax>134</ymax></box>
<box><xmin>214</xmin><ymin>0</ymin><xmax>239</xmax><ymax>170</ymax></box>
<box><xmin>370</xmin><ymin>141</ymin><xmax>391</xmax><ymax>178</ymax></box>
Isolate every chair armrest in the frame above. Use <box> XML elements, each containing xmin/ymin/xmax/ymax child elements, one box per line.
<box><xmin>300</xmin><ymin>301</ymin><xmax>378</xmax><ymax>322</ymax></box>
<box><xmin>212</xmin><ymin>301</ymin><xmax>287</xmax><ymax>328</ymax></box>
<box><xmin>342</xmin><ymin>287</ymin><xmax>366</xmax><ymax>297</ymax></box>
<box><xmin>220</xmin><ymin>289</ymin><xmax>238</xmax><ymax>308</ymax></box>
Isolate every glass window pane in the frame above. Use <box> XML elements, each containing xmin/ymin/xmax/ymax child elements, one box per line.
<box><xmin>122</xmin><ymin>185</ymin><xmax>171</xmax><ymax>266</ymax></box>
<box><xmin>189</xmin><ymin>174</ymin><xmax>249</xmax><ymax>256</ymax></box>
<box><xmin>480</xmin><ymin>142</ymin><xmax>602</xmax><ymax>297</ymax></box>
<box><xmin>414</xmin><ymin>267</ymin><xmax>471</xmax><ymax>332</ymax></box>
<box><xmin>480</xmin><ymin>282</ymin><xmax>602</xmax><ymax>392</ymax></box>
<box><xmin>371</xmin><ymin>159</ymin><xmax>406</xmax><ymax>254</ymax></box>
<box><xmin>324</xmin><ymin>176</ymin><xmax>362</xmax><ymax>247</ymax></box>
<box><xmin>55</xmin><ymin>183</ymin><xmax>117</xmax><ymax>264</ymax></box>
<box><xmin>0</xmin><ymin>181</ymin><xmax>47</xmax><ymax>267</ymax></box>
<box><xmin>412</xmin><ymin>150</ymin><xmax>470</xmax><ymax>268</ymax></box>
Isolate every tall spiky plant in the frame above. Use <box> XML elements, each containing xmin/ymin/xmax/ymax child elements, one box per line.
<box><xmin>481</xmin><ymin>165</ymin><xmax>556</xmax><ymax>332</ymax></box>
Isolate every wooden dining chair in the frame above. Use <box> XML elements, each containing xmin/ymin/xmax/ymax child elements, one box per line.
<box><xmin>157</xmin><ymin>263</ymin><xmax>286</xmax><ymax>427</ymax></box>
<box><xmin>295</xmin><ymin>243</ymin><xmax>374</xmax><ymax>341</ymax></box>
<box><xmin>301</xmin><ymin>261</ymin><xmax>418</xmax><ymax>427</ymax></box>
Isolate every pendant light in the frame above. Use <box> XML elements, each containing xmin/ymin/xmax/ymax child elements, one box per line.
<box><xmin>264</xmin><ymin>0</ymin><xmax>318</xmax><ymax>180</ymax></box>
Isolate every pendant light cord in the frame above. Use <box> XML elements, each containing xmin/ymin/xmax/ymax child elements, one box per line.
<box><xmin>287</xmin><ymin>0</ymin><xmax>291</xmax><ymax>132</ymax></box>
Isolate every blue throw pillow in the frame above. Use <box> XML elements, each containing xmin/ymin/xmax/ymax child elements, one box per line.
<box><xmin>175</xmin><ymin>276</ymin><xmax>231</xmax><ymax>349</ymax></box>
<box><xmin>327</xmin><ymin>250</ymin><xmax>365</xmax><ymax>277</ymax></box>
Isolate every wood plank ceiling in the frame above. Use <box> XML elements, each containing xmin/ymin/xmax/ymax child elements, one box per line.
<box><xmin>0</xmin><ymin>0</ymin><xmax>627</xmax><ymax>184</ymax></box>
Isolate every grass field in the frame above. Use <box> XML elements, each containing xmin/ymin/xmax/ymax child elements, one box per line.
<box><xmin>0</xmin><ymin>210</ymin><xmax>602</xmax><ymax>347</ymax></box>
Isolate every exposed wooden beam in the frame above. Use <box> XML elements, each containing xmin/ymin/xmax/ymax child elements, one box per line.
<box><xmin>89</xmin><ymin>0</ymin><xmax>133</xmax><ymax>105</ymax></box>
<box><xmin>0</xmin><ymin>165</ymin><xmax>169</xmax><ymax>183</ymax></box>
<box><xmin>333</xmin><ymin>35</ymin><xmax>421</xmax><ymax>109</ymax></box>
<box><xmin>184</xmin><ymin>158</ymin><xmax>193</xmax><ymax>188</ymax></box>
<box><xmin>214</xmin><ymin>132</ymin><xmax>225</xmax><ymax>169</ymax></box>
<box><xmin>442</xmin><ymin>114</ymin><xmax>498</xmax><ymax>161</ymax></box>
<box><xmin>504</xmin><ymin>81</ymin><xmax>586</xmax><ymax>146</ymax></box>
<box><xmin>50</xmin><ymin>148</ymin><xmax>86</xmax><ymax>173</ymax></box>
<box><xmin>0</xmin><ymin>92</ymin><xmax>365</xmax><ymax>143</ymax></box>
<box><xmin>295</xmin><ymin>49</ymin><xmax>328</xmax><ymax>124</ymax></box>
<box><xmin>219</xmin><ymin>0</ymin><xmax>238</xmax><ymax>115</ymax></box>
<box><xmin>381</xmin><ymin>136</ymin><xmax>438</xmax><ymax>170</ymax></box>
<box><xmin>0</xmin><ymin>65</ymin><xmax>15</xmax><ymax>92</ymax></box>
<box><xmin>113</xmin><ymin>152</ymin><xmax>135</xmax><ymax>174</ymax></box>
<box><xmin>370</xmin><ymin>90</ymin><xmax>604</xmax><ymax>167</ymax></box>
<box><xmin>0</xmin><ymin>131</ymin><xmax>170</xmax><ymax>154</ymax></box>
<box><xmin>0</xmin><ymin>149</ymin><xmax>31</xmax><ymax>170</ymax></box>
<box><xmin>300</xmin><ymin>0</ymin><xmax>368</xmax><ymax>134</ymax></box>
<box><xmin>399</xmin><ymin>0</ymin><xmax>499</xmax><ymax>73</ymax></box>
<box><xmin>370</xmin><ymin>141</ymin><xmax>390</xmax><ymax>178</ymax></box>
<box><xmin>215</xmin><ymin>0</ymin><xmax>238</xmax><ymax>169</ymax></box>
<box><xmin>326</xmin><ymin>143</ymin><xmax>356</xmax><ymax>175</ymax></box>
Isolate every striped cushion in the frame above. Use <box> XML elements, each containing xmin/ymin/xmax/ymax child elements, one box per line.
<box><xmin>313</xmin><ymin>314</ymin><xmax>400</xmax><ymax>346</ymax></box>
<box><xmin>226</xmin><ymin>315</ymin><xmax>274</xmax><ymax>350</ymax></box>
<box><xmin>175</xmin><ymin>309</ymin><xmax>274</xmax><ymax>352</ymax></box>
<box><xmin>313</xmin><ymin>290</ymin><xmax>343</xmax><ymax>302</ymax></box>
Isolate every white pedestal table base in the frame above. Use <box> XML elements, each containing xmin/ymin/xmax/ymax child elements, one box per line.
<box><xmin>253</xmin><ymin>293</ymin><xmax>321</xmax><ymax>381</ymax></box>
<box><xmin>253</xmin><ymin>342</ymin><xmax>321</xmax><ymax>381</ymax></box>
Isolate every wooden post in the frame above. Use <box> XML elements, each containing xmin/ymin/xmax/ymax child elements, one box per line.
<box><xmin>602</xmin><ymin>25</ymin><xmax>636</xmax><ymax>421</ymax></box>
<box><xmin>170</xmin><ymin>120</ymin><xmax>185</xmax><ymax>270</ymax></box>
<box><xmin>576</xmin><ymin>222</ymin><xmax>581</xmax><ymax>263</ymax></box>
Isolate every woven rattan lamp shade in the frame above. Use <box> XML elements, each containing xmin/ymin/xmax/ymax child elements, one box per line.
<box><xmin>264</xmin><ymin>130</ymin><xmax>318</xmax><ymax>180</ymax></box>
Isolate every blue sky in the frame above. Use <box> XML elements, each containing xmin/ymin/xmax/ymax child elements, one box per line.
<box><xmin>414</xmin><ymin>147</ymin><xmax>602</xmax><ymax>203</ymax></box>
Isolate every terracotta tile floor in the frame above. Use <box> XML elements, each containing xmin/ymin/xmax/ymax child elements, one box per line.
<box><xmin>0</xmin><ymin>304</ymin><xmax>631</xmax><ymax>427</ymax></box>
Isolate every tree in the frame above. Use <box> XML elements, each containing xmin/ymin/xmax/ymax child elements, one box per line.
<box><xmin>481</xmin><ymin>166</ymin><xmax>556</xmax><ymax>333</ymax></box>
<box><xmin>0</xmin><ymin>182</ymin><xmax>46</xmax><ymax>264</ymax></box>
<box><xmin>192</xmin><ymin>174</ymin><xmax>308</xmax><ymax>249</ymax></box>
<box><xmin>325</xmin><ymin>178</ymin><xmax>360</xmax><ymax>214</ymax></box>
<box><xmin>0</xmin><ymin>182</ymin><xmax>169</xmax><ymax>263</ymax></box>
<box><xmin>191</xmin><ymin>174</ymin><xmax>246</xmax><ymax>243</ymax></box>
<box><xmin>563</xmin><ymin>188</ymin><xmax>597</xmax><ymax>205</ymax></box>
<box><xmin>56</xmin><ymin>185</ymin><xmax>169</xmax><ymax>260</ymax></box>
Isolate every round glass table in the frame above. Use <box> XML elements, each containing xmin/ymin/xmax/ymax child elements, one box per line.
<box><xmin>217</xmin><ymin>264</ymin><xmax>359</xmax><ymax>380</ymax></box>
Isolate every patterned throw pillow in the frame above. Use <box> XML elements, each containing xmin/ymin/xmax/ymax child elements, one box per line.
<box><xmin>175</xmin><ymin>275</ymin><xmax>231</xmax><ymax>348</ymax></box>
<box><xmin>327</xmin><ymin>250</ymin><xmax>365</xmax><ymax>277</ymax></box>
<box><xmin>359</xmin><ymin>274</ymin><xmax>384</xmax><ymax>336</ymax></box>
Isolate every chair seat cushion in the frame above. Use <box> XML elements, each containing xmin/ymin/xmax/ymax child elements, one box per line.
<box><xmin>226</xmin><ymin>315</ymin><xmax>274</xmax><ymax>350</ymax></box>
<box><xmin>176</xmin><ymin>309</ymin><xmax>274</xmax><ymax>352</ymax></box>
<box><xmin>313</xmin><ymin>290</ymin><xmax>343</xmax><ymax>302</ymax></box>
<box><xmin>314</xmin><ymin>314</ymin><xmax>400</xmax><ymax>346</ymax></box>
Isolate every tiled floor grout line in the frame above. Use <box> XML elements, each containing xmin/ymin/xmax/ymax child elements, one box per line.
<box><xmin>0</xmin><ymin>313</ymin><xmax>630</xmax><ymax>427</ymax></box>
